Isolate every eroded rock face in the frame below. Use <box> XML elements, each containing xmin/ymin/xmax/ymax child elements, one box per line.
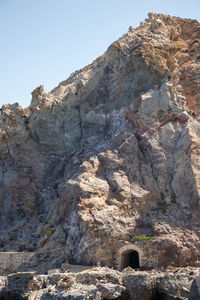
<box><xmin>0</xmin><ymin>13</ymin><xmax>200</xmax><ymax>269</ymax></box>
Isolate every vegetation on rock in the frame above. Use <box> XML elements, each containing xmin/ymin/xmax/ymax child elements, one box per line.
<box><xmin>131</xmin><ymin>235</ymin><xmax>157</xmax><ymax>243</ymax></box>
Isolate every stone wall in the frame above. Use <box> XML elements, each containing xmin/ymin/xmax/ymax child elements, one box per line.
<box><xmin>0</xmin><ymin>248</ymin><xmax>66</xmax><ymax>275</ymax></box>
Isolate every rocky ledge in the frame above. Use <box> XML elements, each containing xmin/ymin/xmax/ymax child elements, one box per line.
<box><xmin>0</xmin><ymin>267</ymin><xmax>199</xmax><ymax>300</ymax></box>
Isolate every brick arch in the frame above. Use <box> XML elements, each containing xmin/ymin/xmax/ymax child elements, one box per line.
<box><xmin>117</xmin><ymin>244</ymin><xmax>144</xmax><ymax>271</ymax></box>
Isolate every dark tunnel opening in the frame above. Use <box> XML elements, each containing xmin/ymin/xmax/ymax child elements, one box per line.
<box><xmin>121</xmin><ymin>250</ymin><xmax>140</xmax><ymax>270</ymax></box>
<box><xmin>129</xmin><ymin>250</ymin><xmax>140</xmax><ymax>269</ymax></box>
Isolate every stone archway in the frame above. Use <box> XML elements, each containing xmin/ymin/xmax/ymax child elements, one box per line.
<box><xmin>117</xmin><ymin>244</ymin><xmax>144</xmax><ymax>271</ymax></box>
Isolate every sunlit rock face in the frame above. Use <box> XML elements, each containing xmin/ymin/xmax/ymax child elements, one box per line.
<box><xmin>0</xmin><ymin>13</ymin><xmax>200</xmax><ymax>269</ymax></box>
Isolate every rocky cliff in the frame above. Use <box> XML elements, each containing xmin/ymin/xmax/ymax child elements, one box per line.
<box><xmin>1</xmin><ymin>13</ymin><xmax>200</xmax><ymax>270</ymax></box>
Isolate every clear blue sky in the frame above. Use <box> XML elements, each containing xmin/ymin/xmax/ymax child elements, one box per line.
<box><xmin>0</xmin><ymin>0</ymin><xmax>199</xmax><ymax>108</ymax></box>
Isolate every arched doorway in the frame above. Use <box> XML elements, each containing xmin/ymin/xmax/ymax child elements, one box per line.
<box><xmin>117</xmin><ymin>244</ymin><xmax>144</xmax><ymax>271</ymax></box>
<box><xmin>129</xmin><ymin>250</ymin><xmax>140</xmax><ymax>268</ymax></box>
<box><xmin>120</xmin><ymin>249</ymin><xmax>140</xmax><ymax>270</ymax></box>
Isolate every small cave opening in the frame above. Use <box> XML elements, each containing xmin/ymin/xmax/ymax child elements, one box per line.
<box><xmin>121</xmin><ymin>250</ymin><xmax>140</xmax><ymax>270</ymax></box>
<box><xmin>150</xmin><ymin>290</ymin><xmax>173</xmax><ymax>300</ymax></box>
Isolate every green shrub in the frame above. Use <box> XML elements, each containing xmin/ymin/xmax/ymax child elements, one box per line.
<box><xmin>176</xmin><ymin>43</ymin><xmax>184</xmax><ymax>50</ymax></box>
<box><xmin>137</xmin><ymin>34</ymin><xmax>145</xmax><ymax>40</ymax></box>
<box><xmin>190</xmin><ymin>38</ymin><xmax>200</xmax><ymax>46</ymax></box>
<box><xmin>44</xmin><ymin>225</ymin><xmax>56</xmax><ymax>239</ymax></box>
<box><xmin>166</xmin><ymin>265</ymin><xmax>178</xmax><ymax>271</ymax></box>
<box><xmin>131</xmin><ymin>235</ymin><xmax>157</xmax><ymax>243</ymax></box>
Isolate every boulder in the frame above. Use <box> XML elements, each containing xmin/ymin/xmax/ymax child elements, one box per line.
<box><xmin>189</xmin><ymin>276</ymin><xmax>200</xmax><ymax>300</ymax></box>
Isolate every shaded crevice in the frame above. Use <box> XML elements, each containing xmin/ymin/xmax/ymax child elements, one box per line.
<box><xmin>169</xmin><ymin>129</ymin><xmax>183</xmax><ymax>204</ymax></box>
<box><xmin>77</xmin><ymin>105</ymin><xmax>83</xmax><ymax>144</ymax></box>
<box><xmin>150</xmin><ymin>290</ymin><xmax>176</xmax><ymax>300</ymax></box>
<box><xmin>134</xmin><ymin>131</ymin><xmax>159</xmax><ymax>187</ymax></box>
<box><xmin>0</xmin><ymin>290</ymin><xmax>25</xmax><ymax>300</ymax></box>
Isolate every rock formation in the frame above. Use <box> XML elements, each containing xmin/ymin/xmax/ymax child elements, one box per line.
<box><xmin>0</xmin><ymin>267</ymin><xmax>199</xmax><ymax>300</ymax></box>
<box><xmin>0</xmin><ymin>13</ymin><xmax>200</xmax><ymax>273</ymax></box>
